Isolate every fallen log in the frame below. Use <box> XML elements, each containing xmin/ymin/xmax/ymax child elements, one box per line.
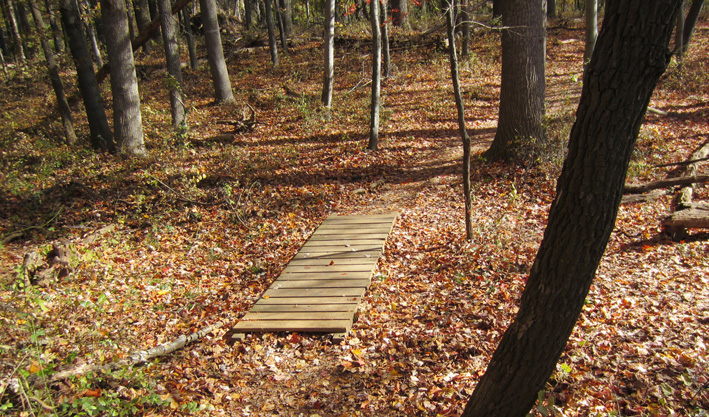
<box><xmin>48</xmin><ymin>321</ymin><xmax>223</xmax><ymax>383</ymax></box>
<box><xmin>623</xmin><ymin>174</ymin><xmax>709</xmax><ymax>194</ymax></box>
<box><xmin>621</xmin><ymin>189</ymin><xmax>666</xmax><ymax>204</ymax></box>
<box><xmin>662</xmin><ymin>204</ymin><xmax>709</xmax><ymax>229</ymax></box>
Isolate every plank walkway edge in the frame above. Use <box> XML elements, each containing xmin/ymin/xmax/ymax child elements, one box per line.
<box><xmin>232</xmin><ymin>213</ymin><xmax>397</xmax><ymax>341</ymax></box>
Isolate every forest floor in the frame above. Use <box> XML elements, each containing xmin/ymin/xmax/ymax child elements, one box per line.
<box><xmin>0</xmin><ymin>15</ymin><xmax>708</xmax><ymax>417</ymax></box>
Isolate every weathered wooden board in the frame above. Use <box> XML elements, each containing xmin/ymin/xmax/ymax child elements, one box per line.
<box><xmin>271</xmin><ymin>279</ymin><xmax>371</xmax><ymax>289</ymax></box>
<box><xmin>231</xmin><ymin>213</ymin><xmax>397</xmax><ymax>339</ymax></box>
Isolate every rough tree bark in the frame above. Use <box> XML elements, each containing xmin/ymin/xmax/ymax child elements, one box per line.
<box><xmin>158</xmin><ymin>0</ymin><xmax>186</xmax><ymax>129</ymax></box>
<box><xmin>446</xmin><ymin>0</ymin><xmax>472</xmax><ymax>240</ymax></box>
<box><xmin>367</xmin><ymin>0</ymin><xmax>382</xmax><ymax>151</ymax></box>
<box><xmin>381</xmin><ymin>0</ymin><xmax>391</xmax><ymax>78</ymax></box>
<box><xmin>181</xmin><ymin>7</ymin><xmax>198</xmax><ymax>69</ymax></box>
<box><xmin>4</xmin><ymin>0</ymin><xmax>25</xmax><ymax>61</ymax></box>
<box><xmin>200</xmin><ymin>0</ymin><xmax>235</xmax><ymax>103</ymax></box>
<box><xmin>44</xmin><ymin>0</ymin><xmax>64</xmax><ymax>52</ymax></box>
<box><xmin>321</xmin><ymin>0</ymin><xmax>335</xmax><ymax>108</ymax></box>
<box><xmin>461</xmin><ymin>1</ymin><xmax>682</xmax><ymax>415</ymax></box>
<box><xmin>60</xmin><ymin>0</ymin><xmax>115</xmax><ymax>151</ymax></box>
<box><xmin>681</xmin><ymin>0</ymin><xmax>704</xmax><ymax>53</ymax></box>
<box><xmin>484</xmin><ymin>0</ymin><xmax>547</xmax><ymax>164</ymax></box>
<box><xmin>101</xmin><ymin>0</ymin><xmax>147</xmax><ymax>156</ymax></box>
<box><xmin>28</xmin><ymin>0</ymin><xmax>77</xmax><ymax>145</ymax></box>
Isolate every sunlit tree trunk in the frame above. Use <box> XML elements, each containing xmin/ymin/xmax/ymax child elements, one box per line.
<box><xmin>158</xmin><ymin>0</ymin><xmax>185</xmax><ymax>129</ymax></box>
<box><xmin>321</xmin><ymin>0</ymin><xmax>335</xmax><ymax>108</ymax></box>
<box><xmin>446</xmin><ymin>0</ymin><xmax>472</xmax><ymax>239</ymax></box>
<box><xmin>264</xmin><ymin>0</ymin><xmax>279</xmax><ymax>66</ymax></box>
<box><xmin>367</xmin><ymin>0</ymin><xmax>381</xmax><ymax>151</ymax></box>
<box><xmin>29</xmin><ymin>0</ymin><xmax>77</xmax><ymax>145</ymax></box>
<box><xmin>461</xmin><ymin>0</ymin><xmax>471</xmax><ymax>58</ymax></box>
<box><xmin>484</xmin><ymin>0</ymin><xmax>546</xmax><ymax>164</ymax></box>
<box><xmin>101</xmin><ymin>0</ymin><xmax>146</xmax><ymax>156</ymax></box>
<box><xmin>200</xmin><ymin>0</ymin><xmax>236</xmax><ymax>103</ymax></box>
<box><xmin>461</xmin><ymin>1</ymin><xmax>682</xmax><ymax>415</ymax></box>
<box><xmin>60</xmin><ymin>0</ymin><xmax>115</xmax><ymax>151</ymax></box>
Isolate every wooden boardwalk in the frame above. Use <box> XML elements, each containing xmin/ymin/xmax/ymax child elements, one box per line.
<box><xmin>232</xmin><ymin>213</ymin><xmax>397</xmax><ymax>340</ymax></box>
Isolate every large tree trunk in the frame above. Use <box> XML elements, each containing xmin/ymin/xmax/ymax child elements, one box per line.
<box><xmin>28</xmin><ymin>0</ymin><xmax>77</xmax><ymax>145</ymax></box>
<box><xmin>199</xmin><ymin>0</ymin><xmax>235</xmax><ymax>103</ymax></box>
<box><xmin>101</xmin><ymin>0</ymin><xmax>146</xmax><ymax>156</ymax></box>
<box><xmin>391</xmin><ymin>0</ymin><xmax>408</xmax><ymax>27</ymax></box>
<box><xmin>367</xmin><ymin>0</ymin><xmax>381</xmax><ymax>151</ymax></box>
<box><xmin>158</xmin><ymin>0</ymin><xmax>185</xmax><ymax>129</ymax></box>
<box><xmin>446</xmin><ymin>0</ymin><xmax>472</xmax><ymax>240</ymax></box>
<box><xmin>484</xmin><ymin>0</ymin><xmax>546</xmax><ymax>163</ymax></box>
<box><xmin>263</xmin><ymin>0</ymin><xmax>279</xmax><ymax>66</ymax></box>
<box><xmin>461</xmin><ymin>1</ymin><xmax>681</xmax><ymax>415</ymax></box>
<box><xmin>321</xmin><ymin>0</ymin><xmax>335</xmax><ymax>108</ymax></box>
<box><xmin>60</xmin><ymin>0</ymin><xmax>115</xmax><ymax>151</ymax></box>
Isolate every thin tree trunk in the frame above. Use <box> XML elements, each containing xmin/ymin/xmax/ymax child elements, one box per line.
<box><xmin>461</xmin><ymin>1</ymin><xmax>681</xmax><ymax>415</ymax></box>
<box><xmin>81</xmin><ymin>0</ymin><xmax>104</xmax><ymax>67</ymax></box>
<box><xmin>158</xmin><ymin>0</ymin><xmax>185</xmax><ymax>129</ymax></box>
<box><xmin>681</xmin><ymin>0</ymin><xmax>704</xmax><ymax>53</ymax></box>
<box><xmin>547</xmin><ymin>0</ymin><xmax>556</xmax><ymax>18</ymax></box>
<box><xmin>273</xmin><ymin>0</ymin><xmax>288</xmax><ymax>52</ymax></box>
<box><xmin>367</xmin><ymin>0</ymin><xmax>381</xmax><ymax>151</ymax></box>
<box><xmin>584</xmin><ymin>0</ymin><xmax>597</xmax><ymax>71</ymax></box>
<box><xmin>60</xmin><ymin>0</ymin><xmax>115</xmax><ymax>151</ymax></box>
<box><xmin>181</xmin><ymin>7</ymin><xmax>197</xmax><ymax>68</ymax></box>
<box><xmin>460</xmin><ymin>0</ymin><xmax>470</xmax><ymax>58</ymax></box>
<box><xmin>15</xmin><ymin>2</ymin><xmax>33</xmax><ymax>59</ymax></box>
<box><xmin>321</xmin><ymin>0</ymin><xmax>335</xmax><ymax>108</ymax></box>
<box><xmin>29</xmin><ymin>0</ymin><xmax>77</xmax><ymax>145</ymax></box>
<box><xmin>101</xmin><ymin>0</ymin><xmax>146</xmax><ymax>156</ymax></box>
<box><xmin>381</xmin><ymin>0</ymin><xmax>391</xmax><ymax>78</ymax></box>
<box><xmin>244</xmin><ymin>0</ymin><xmax>253</xmax><ymax>27</ymax></box>
<box><xmin>264</xmin><ymin>0</ymin><xmax>279</xmax><ymax>66</ymax></box>
<box><xmin>675</xmin><ymin>0</ymin><xmax>685</xmax><ymax>63</ymax></box>
<box><xmin>200</xmin><ymin>0</ymin><xmax>235</xmax><ymax>103</ymax></box>
<box><xmin>44</xmin><ymin>0</ymin><xmax>64</xmax><ymax>52</ymax></box>
<box><xmin>5</xmin><ymin>0</ymin><xmax>25</xmax><ymax>61</ymax></box>
<box><xmin>126</xmin><ymin>0</ymin><xmax>136</xmax><ymax>40</ymax></box>
<box><xmin>446</xmin><ymin>0</ymin><xmax>472</xmax><ymax>239</ymax></box>
<box><xmin>134</xmin><ymin>0</ymin><xmax>153</xmax><ymax>51</ymax></box>
<box><xmin>280</xmin><ymin>0</ymin><xmax>292</xmax><ymax>35</ymax></box>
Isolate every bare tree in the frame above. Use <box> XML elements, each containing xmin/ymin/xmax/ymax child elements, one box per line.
<box><xmin>158</xmin><ymin>0</ymin><xmax>186</xmax><ymax>129</ymax></box>
<box><xmin>367</xmin><ymin>0</ymin><xmax>382</xmax><ymax>151</ymax></box>
<box><xmin>321</xmin><ymin>0</ymin><xmax>335</xmax><ymax>108</ymax></box>
<box><xmin>200</xmin><ymin>0</ymin><xmax>235</xmax><ymax>103</ymax></box>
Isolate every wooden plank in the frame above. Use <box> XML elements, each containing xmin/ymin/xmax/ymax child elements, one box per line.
<box><xmin>270</xmin><ymin>279</ymin><xmax>370</xmax><ymax>289</ymax></box>
<box><xmin>241</xmin><ymin>311</ymin><xmax>354</xmax><ymax>321</ymax></box>
<box><xmin>290</xmin><ymin>255</ymin><xmax>380</xmax><ymax>264</ymax></box>
<box><xmin>263</xmin><ymin>287</ymin><xmax>366</xmax><ymax>298</ymax></box>
<box><xmin>324</xmin><ymin>214</ymin><xmax>397</xmax><ymax>223</ymax></box>
<box><xmin>255</xmin><ymin>296</ymin><xmax>360</xmax><ymax>305</ymax></box>
<box><xmin>275</xmin><ymin>271</ymin><xmax>372</xmax><ymax>280</ymax></box>
<box><xmin>282</xmin><ymin>264</ymin><xmax>374</xmax><ymax>273</ymax></box>
<box><xmin>307</xmin><ymin>233</ymin><xmax>390</xmax><ymax>241</ymax></box>
<box><xmin>313</xmin><ymin>228</ymin><xmax>393</xmax><ymax>235</ymax></box>
<box><xmin>300</xmin><ymin>239</ymin><xmax>387</xmax><ymax>246</ymax></box>
<box><xmin>317</xmin><ymin>223</ymin><xmax>394</xmax><ymax>230</ymax></box>
<box><xmin>232</xmin><ymin>320</ymin><xmax>353</xmax><ymax>333</ymax></box>
<box><xmin>251</xmin><ymin>304</ymin><xmax>359</xmax><ymax>312</ymax></box>
<box><xmin>294</xmin><ymin>245</ymin><xmax>382</xmax><ymax>253</ymax></box>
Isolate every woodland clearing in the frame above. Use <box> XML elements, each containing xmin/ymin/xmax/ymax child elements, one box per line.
<box><xmin>0</xmin><ymin>15</ymin><xmax>708</xmax><ymax>417</ymax></box>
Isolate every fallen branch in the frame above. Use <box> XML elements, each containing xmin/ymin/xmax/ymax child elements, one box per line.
<box><xmin>662</xmin><ymin>204</ymin><xmax>709</xmax><ymax>229</ymax></box>
<box><xmin>621</xmin><ymin>189</ymin><xmax>666</xmax><ymax>204</ymax></box>
<box><xmin>49</xmin><ymin>321</ymin><xmax>223</xmax><ymax>383</ymax></box>
<box><xmin>623</xmin><ymin>174</ymin><xmax>709</xmax><ymax>194</ymax></box>
<box><xmin>653</xmin><ymin>155</ymin><xmax>709</xmax><ymax>168</ymax></box>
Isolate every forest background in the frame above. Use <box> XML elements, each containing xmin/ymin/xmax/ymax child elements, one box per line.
<box><xmin>0</xmin><ymin>0</ymin><xmax>708</xmax><ymax>415</ymax></box>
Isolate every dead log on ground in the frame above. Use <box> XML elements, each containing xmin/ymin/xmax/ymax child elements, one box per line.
<box><xmin>662</xmin><ymin>203</ymin><xmax>709</xmax><ymax>229</ymax></box>
<box><xmin>621</xmin><ymin>189</ymin><xmax>666</xmax><ymax>204</ymax></box>
<box><xmin>623</xmin><ymin>174</ymin><xmax>709</xmax><ymax>194</ymax></box>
